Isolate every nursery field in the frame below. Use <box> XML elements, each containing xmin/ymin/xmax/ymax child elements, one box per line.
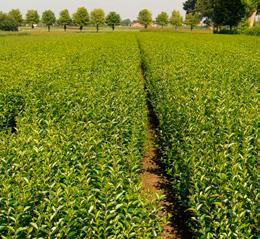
<box><xmin>139</xmin><ymin>33</ymin><xmax>259</xmax><ymax>238</ymax></box>
<box><xmin>0</xmin><ymin>32</ymin><xmax>258</xmax><ymax>238</ymax></box>
<box><xmin>0</xmin><ymin>33</ymin><xmax>162</xmax><ymax>238</ymax></box>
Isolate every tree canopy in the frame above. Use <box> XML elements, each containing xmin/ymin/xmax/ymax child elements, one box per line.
<box><xmin>185</xmin><ymin>12</ymin><xmax>200</xmax><ymax>30</ymax></box>
<box><xmin>222</xmin><ymin>0</ymin><xmax>246</xmax><ymax>29</ymax></box>
<box><xmin>138</xmin><ymin>9</ymin><xmax>152</xmax><ymax>28</ymax></box>
<box><xmin>170</xmin><ymin>10</ymin><xmax>183</xmax><ymax>29</ymax></box>
<box><xmin>91</xmin><ymin>9</ymin><xmax>105</xmax><ymax>32</ymax></box>
<box><xmin>73</xmin><ymin>7</ymin><xmax>89</xmax><ymax>31</ymax></box>
<box><xmin>196</xmin><ymin>0</ymin><xmax>246</xmax><ymax>30</ymax></box>
<box><xmin>106</xmin><ymin>11</ymin><xmax>121</xmax><ymax>30</ymax></box>
<box><xmin>0</xmin><ymin>12</ymin><xmax>18</xmax><ymax>31</ymax></box>
<box><xmin>156</xmin><ymin>12</ymin><xmax>169</xmax><ymax>28</ymax></box>
<box><xmin>25</xmin><ymin>10</ymin><xmax>40</xmax><ymax>28</ymax></box>
<box><xmin>42</xmin><ymin>10</ymin><xmax>56</xmax><ymax>31</ymax></box>
<box><xmin>8</xmin><ymin>9</ymin><xmax>23</xmax><ymax>26</ymax></box>
<box><xmin>183</xmin><ymin>0</ymin><xmax>197</xmax><ymax>13</ymax></box>
<box><xmin>242</xmin><ymin>0</ymin><xmax>260</xmax><ymax>15</ymax></box>
<box><xmin>58</xmin><ymin>9</ymin><xmax>71</xmax><ymax>31</ymax></box>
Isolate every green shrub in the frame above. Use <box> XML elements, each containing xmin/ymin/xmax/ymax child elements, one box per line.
<box><xmin>138</xmin><ymin>32</ymin><xmax>258</xmax><ymax>238</ymax></box>
<box><xmin>0</xmin><ymin>33</ymin><xmax>163</xmax><ymax>238</ymax></box>
<box><xmin>0</xmin><ymin>12</ymin><xmax>18</xmax><ymax>31</ymax></box>
<box><xmin>0</xmin><ymin>89</ymin><xmax>24</xmax><ymax>133</ymax></box>
<box><xmin>244</xmin><ymin>25</ymin><xmax>260</xmax><ymax>36</ymax></box>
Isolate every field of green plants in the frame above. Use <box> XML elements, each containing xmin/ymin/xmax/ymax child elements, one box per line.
<box><xmin>139</xmin><ymin>33</ymin><xmax>259</xmax><ymax>238</ymax></box>
<box><xmin>0</xmin><ymin>33</ymin><xmax>163</xmax><ymax>238</ymax></box>
<box><xmin>0</xmin><ymin>32</ymin><xmax>258</xmax><ymax>238</ymax></box>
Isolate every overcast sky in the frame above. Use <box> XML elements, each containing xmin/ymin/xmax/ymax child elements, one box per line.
<box><xmin>0</xmin><ymin>0</ymin><xmax>186</xmax><ymax>20</ymax></box>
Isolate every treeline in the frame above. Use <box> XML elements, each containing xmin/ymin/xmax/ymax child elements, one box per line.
<box><xmin>0</xmin><ymin>7</ymin><xmax>186</xmax><ymax>32</ymax></box>
<box><xmin>0</xmin><ymin>1</ymin><xmax>259</xmax><ymax>33</ymax></box>
<box><xmin>0</xmin><ymin>8</ymin><xmax>123</xmax><ymax>32</ymax></box>
<box><xmin>183</xmin><ymin>0</ymin><xmax>259</xmax><ymax>32</ymax></box>
<box><xmin>138</xmin><ymin>9</ymin><xmax>186</xmax><ymax>29</ymax></box>
<box><xmin>0</xmin><ymin>7</ymin><xmax>201</xmax><ymax>33</ymax></box>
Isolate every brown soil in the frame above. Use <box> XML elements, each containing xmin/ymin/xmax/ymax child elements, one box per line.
<box><xmin>142</xmin><ymin>121</ymin><xmax>183</xmax><ymax>239</ymax></box>
<box><xmin>141</xmin><ymin>94</ymin><xmax>192</xmax><ymax>239</ymax></box>
<box><xmin>139</xmin><ymin>47</ymin><xmax>192</xmax><ymax>238</ymax></box>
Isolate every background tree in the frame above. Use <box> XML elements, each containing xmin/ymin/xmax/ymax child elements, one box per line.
<box><xmin>121</xmin><ymin>18</ymin><xmax>131</xmax><ymax>26</ymax></box>
<box><xmin>8</xmin><ymin>9</ymin><xmax>23</xmax><ymax>26</ymax></box>
<box><xmin>222</xmin><ymin>0</ymin><xmax>245</xmax><ymax>30</ymax></box>
<box><xmin>25</xmin><ymin>10</ymin><xmax>40</xmax><ymax>28</ymax></box>
<box><xmin>138</xmin><ymin>9</ymin><xmax>152</xmax><ymax>28</ymax></box>
<box><xmin>183</xmin><ymin>0</ymin><xmax>197</xmax><ymax>13</ymax></box>
<box><xmin>243</xmin><ymin>0</ymin><xmax>260</xmax><ymax>15</ymax></box>
<box><xmin>242</xmin><ymin>0</ymin><xmax>260</xmax><ymax>27</ymax></box>
<box><xmin>185</xmin><ymin>12</ymin><xmax>200</xmax><ymax>30</ymax></box>
<box><xmin>195</xmin><ymin>0</ymin><xmax>214</xmax><ymax>27</ymax></box>
<box><xmin>42</xmin><ymin>10</ymin><xmax>56</xmax><ymax>32</ymax></box>
<box><xmin>73</xmin><ymin>7</ymin><xmax>89</xmax><ymax>31</ymax></box>
<box><xmin>106</xmin><ymin>11</ymin><xmax>121</xmax><ymax>31</ymax></box>
<box><xmin>170</xmin><ymin>10</ymin><xmax>183</xmax><ymax>29</ymax></box>
<box><xmin>91</xmin><ymin>9</ymin><xmax>105</xmax><ymax>32</ymax></box>
<box><xmin>0</xmin><ymin>12</ymin><xmax>18</xmax><ymax>31</ymax></box>
<box><xmin>58</xmin><ymin>9</ymin><xmax>71</xmax><ymax>31</ymax></box>
<box><xmin>196</xmin><ymin>0</ymin><xmax>246</xmax><ymax>31</ymax></box>
<box><xmin>156</xmin><ymin>11</ymin><xmax>169</xmax><ymax>28</ymax></box>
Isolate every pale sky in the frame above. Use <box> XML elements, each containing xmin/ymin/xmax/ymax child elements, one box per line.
<box><xmin>0</xmin><ymin>0</ymin><xmax>186</xmax><ymax>20</ymax></box>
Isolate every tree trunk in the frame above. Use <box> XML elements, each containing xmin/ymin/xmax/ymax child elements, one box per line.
<box><xmin>96</xmin><ymin>24</ymin><xmax>99</xmax><ymax>33</ymax></box>
<box><xmin>80</xmin><ymin>25</ymin><xmax>83</xmax><ymax>31</ymax></box>
<box><xmin>31</xmin><ymin>24</ymin><xmax>34</xmax><ymax>29</ymax></box>
<box><xmin>48</xmin><ymin>25</ymin><xmax>50</xmax><ymax>32</ymax></box>
<box><xmin>64</xmin><ymin>25</ymin><xmax>67</xmax><ymax>32</ymax></box>
<box><xmin>191</xmin><ymin>25</ymin><xmax>193</xmax><ymax>31</ymax></box>
<box><xmin>145</xmin><ymin>24</ymin><xmax>148</xmax><ymax>29</ymax></box>
<box><xmin>213</xmin><ymin>24</ymin><xmax>219</xmax><ymax>33</ymax></box>
<box><xmin>112</xmin><ymin>24</ymin><xmax>115</xmax><ymax>31</ymax></box>
<box><xmin>248</xmin><ymin>10</ymin><xmax>257</xmax><ymax>28</ymax></box>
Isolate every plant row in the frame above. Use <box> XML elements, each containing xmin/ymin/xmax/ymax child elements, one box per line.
<box><xmin>0</xmin><ymin>33</ymin><xmax>163</xmax><ymax>238</ymax></box>
<box><xmin>138</xmin><ymin>32</ymin><xmax>259</xmax><ymax>238</ymax></box>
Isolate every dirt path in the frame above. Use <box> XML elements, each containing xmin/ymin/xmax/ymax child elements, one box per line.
<box><xmin>141</xmin><ymin>93</ymin><xmax>193</xmax><ymax>239</ymax></box>
<box><xmin>141</xmin><ymin>96</ymin><xmax>185</xmax><ymax>239</ymax></box>
<box><xmin>141</xmin><ymin>120</ymin><xmax>176</xmax><ymax>239</ymax></box>
<box><xmin>139</xmin><ymin>47</ymin><xmax>192</xmax><ymax>239</ymax></box>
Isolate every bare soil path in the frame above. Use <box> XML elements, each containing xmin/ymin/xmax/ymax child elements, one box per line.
<box><xmin>141</xmin><ymin>118</ymin><xmax>177</xmax><ymax>239</ymax></box>
<box><xmin>138</xmin><ymin>38</ymin><xmax>192</xmax><ymax>238</ymax></box>
<box><xmin>141</xmin><ymin>94</ymin><xmax>189</xmax><ymax>239</ymax></box>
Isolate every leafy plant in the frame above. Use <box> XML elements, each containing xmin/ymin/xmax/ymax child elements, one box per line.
<box><xmin>138</xmin><ymin>32</ymin><xmax>258</xmax><ymax>238</ymax></box>
<box><xmin>0</xmin><ymin>33</ymin><xmax>163</xmax><ymax>238</ymax></box>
